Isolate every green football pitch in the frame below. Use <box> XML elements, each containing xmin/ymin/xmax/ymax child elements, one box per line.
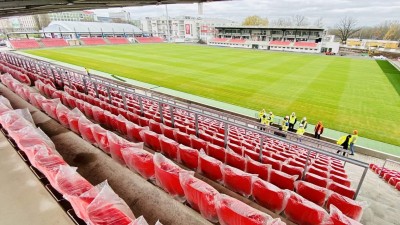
<box><xmin>24</xmin><ymin>44</ymin><xmax>400</xmax><ymax>147</ymax></box>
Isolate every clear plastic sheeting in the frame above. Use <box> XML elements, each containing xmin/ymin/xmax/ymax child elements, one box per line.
<box><xmin>78</xmin><ymin>116</ymin><xmax>96</xmax><ymax>144</ymax></box>
<box><xmin>153</xmin><ymin>153</ymin><xmax>185</xmax><ymax>200</ymax></box>
<box><xmin>56</xmin><ymin>103</ymin><xmax>71</xmax><ymax>128</ymax></box>
<box><xmin>252</xmin><ymin>178</ymin><xmax>290</xmax><ymax>214</ymax></box>
<box><xmin>41</xmin><ymin>98</ymin><xmax>61</xmax><ymax>119</ymax></box>
<box><xmin>108</xmin><ymin>131</ymin><xmax>144</xmax><ymax>164</ymax></box>
<box><xmin>140</xmin><ymin>130</ymin><xmax>161</xmax><ymax>152</ymax></box>
<box><xmin>92</xmin><ymin>124</ymin><xmax>110</xmax><ymax>153</ymax></box>
<box><xmin>245</xmin><ymin>156</ymin><xmax>271</xmax><ymax>181</ymax></box>
<box><xmin>86</xmin><ymin>181</ymin><xmax>135</xmax><ymax>225</ymax></box>
<box><xmin>222</xmin><ymin>165</ymin><xmax>256</xmax><ymax>197</ymax></box>
<box><xmin>198</xmin><ymin>150</ymin><xmax>223</xmax><ymax>181</ymax></box>
<box><xmin>0</xmin><ymin>95</ymin><xmax>13</xmax><ymax>109</ymax></box>
<box><xmin>159</xmin><ymin>135</ymin><xmax>179</xmax><ymax>160</ymax></box>
<box><xmin>179</xmin><ymin>172</ymin><xmax>219</xmax><ymax>223</ymax></box>
<box><xmin>305</xmin><ymin>172</ymin><xmax>331</xmax><ymax>188</ymax></box>
<box><xmin>67</xmin><ymin>108</ymin><xmax>84</xmax><ymax>134</ymax></box>
<box><xmin>34</xmin><ymin>151</ymin><xmax>68</xmax><ymax>185</ymax></box>
<box><xmin>225</xmin><ymin>150</ymin><xmax>246</xmax><ymax>171</ymax></box>
<box><xmin>215</xmin><ymin>194</ymin><xmax>285</xmax><ymax>225</ymax></box>
<box><xmin>130</xmin><ymin>216</ymin><xmax>149</xmax><ymax>225</ymax></box>
<box><xmin>122</xmin><ymin>147</ymin><xmax>155</xmax><ymax>180</ymax></box>
<box><xmin>326</xmin><ymin>193</ymin><xmax>366</xmax><ymax>222</ymax></box>
<box><xmin>268</xmin><ymin>169</ymin><xmax>298</xmax><ymax>191</ymax></box>
<box><xmin>327</xmin><ymin>182</ymin><xmax>356</xmax><ymax>199</ymax></box>
<box><xmin>329</xmin><ymin>205</ymin><xmax>362</xmax><ymax>225</ymax></box>
<box><xmin>284</xmin><ymin>191</ymin><xmax>331</xmax><ymax>225</ymax></box>
<box><xmin>177</xmin><ymin>144</ymin><xmax>199</xmax><ymax>170</ymax></box>
<box><xmin>294</xmin><ymin>180</ymin><xmax>328</xmax><ymax>207</ymax></box>
<box><xmin>54</xmin><ymin>165</ymin><xmax>93</xmax><ymax>196</ymax></box>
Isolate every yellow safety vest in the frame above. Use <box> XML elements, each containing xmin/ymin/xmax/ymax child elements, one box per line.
<box><xmin>350</xmin><ymin>135</ymin><xmax>358</xmax><ymax>144</ymax></box>
<box><xmin>258</xmin><ymin>111</ymin><xmax>265</xmax><ymax>119</ymax></box>
<box><xmin>337</xmin><ymin>136</ymin><xmax>347</xmax><ymax>145</ymax></box>
<box><xmin>261</xmin><ymin>117</ymin><xmax>269</xmax><ymax>125</ymax></box>
<box><xmin>289</xmin><ymin>115</ymin><xmax>296</xmax><ymax>124</ymax></box>
<box><xmin>296</xmin><ymin>127</ymin><xmax>305</xmax><ymax>135</ymax></box>
<box><xmin>281</xmin><ymin>120</ymin><xmax>289</xmax><ymax>131</ymax></box>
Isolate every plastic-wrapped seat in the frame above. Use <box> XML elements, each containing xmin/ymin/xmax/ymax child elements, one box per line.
<box><xmin>83</xmin><ymin>102</ymin><xmax>94</xmax><ymax>119</ymax></box>
<box><xmin>269</xmin><ymin>169</ymin><xmax>298</xmax><ymax>191</ymax></box>
<box><xmin>42</xmin><ymin>98</ymin><xmax>61</xmax><ymax>120</ymax></box>
<box><xmin>330</xmin><ymin>174</ymin><xmax>351</xmax><ymax>187</ymax></box>
<box><xmin>54</xmin><ymin>165</ymin><xmax>93</xmax><ymax>196</ymax></box>
<box><xmin>108</xmin><ymin>131</ymin><xmax>143</xmax><ymax>164</ymax></box>
<box><xmin>215</xmin><ymin>194</ymin><xmax>284</xmax><ymax>225</ymax></box>
<box><xmin>85</xmin><ymin>181</ymin><xmax>135</xmax><ymax>225</ymax></box>
<box><xmin>329</xmin><ymin>205</ymin><xmax>363</xmax><ymax>225</ymax></box>
<box><xmin>326</xmin><ymin>192</ymin><xmax>365</xmax><ymax>221</ymax></box>
<box><xmin>198</xmin><ymin>150</ymin><xmax>223</xmax><ymax>181</ymax></box>
<box><xmin>305</xmin><ymin>172</ymin><xmax>330</xmax><ymax>188</ymax></box>
<box><xmin>225</xmin><ymin>150</ymin><xmax>245</xmax><ymax>170</ymax></box>
<box><xmin>207</xmin><ymin>143</ymin><xmax>226</xmax><ymax>162</ymax></box>
<box><xmin>122</xmin><ymin>147</ymin><xmax>155</xmax><ymax>180</ymax></box>
<box><xmin>327</xmin><ymin>182</ymin><xmax>356</xmax><ymax>199</ymax></box>
<box><xmin>56</xmin><ymin>103</ymin><xmax>70</xmax><ymax>128</ymax></box>
<box><xmin>149</xmin><ymin>119</ymin><xmax>162</xmax><ymax>134</ymax></box>
<box><xmin>178</xmin><ymin>144</ymin><xmax>199</xmax><ymax>170</ymax></box>
<box><xmin>126</xmin><ymin>122</ymin><xmax>147</xmax><ymax>142</ymax></box>
<box><xmin>153</xmin><ymin>153</ymin><xmax>185</xmax><ymax>200</ymax></box>
<box><xmin>175</xmin><ymin>131</ymin><xmax>191</xmax><ymax>146</ymax></box>
<box><xmin>139</xmin><ymin>130</ymin><xmax>161</xmax><ymax>152</ymax></box>
<box><xmin>261</xmin><ymin>156</ymin><xmax>282</xmax><ymax>170</ymax></box>
<box><xmin>190</xmin><ymin>135</ymin><xmax>207</xmax><ymax>151</ymax></box>
<box><xmin>284</xmin><ymin>191</ymin><xmax>331</xmax><ymax>225</ymax></box>
<box><xmin>160</xmin><ymin>124</ymin><xmax>176</xmax><ymax>140</ymax></box>
<box><xmin>179</xmin><ymin>172</ymin><xmax>219</xmax><ymax>223</ymax></box>
<box><xmin>34</xmin><ymin>152</ymin><xmax>68</xmax><ymax>185</ymax></box>
<box><xmin>92</xmin><ymin>124</ymin><xmax>110</xmax><ymax>153</ymax></box>
<box><xmin>252</xmin><ymin>178</ymin><xmax>290</xmax><ymax>213</ymax></box>
<box><xmin>222</xmin><ymin>165</ymin><xmax>255</xmax><ymax>197</ymax></box>
<box><xmin>281</xmin><ymin>164</ymin><xmax>304</xmax><ymax>179</ymax></box>
<box><xmin>294</xmin><ymin>180</ymin><xmax>327</xmax><ymax>207</ymax></box>
<box><xmin>308</xmin><ymin>166</ymin><xmax>329</xmax><ymax>178</ymax></box>
<box><xmin>93</xmin><ymin>106</ymin><xmax>107</xmax><ymax>125</ymax></box>
<box><xmin>67</xmin><ymin>108</ymin><xmax>84</xmax><ymax>134</ymax></box>
<box><xmin>159</xmin><ymin>136</ymin><xmax>179</xmax><ymax>160</ymax></box>
<box><xmin>78</xmin><ymin>116</ymin><xmax>96</xmax><ymax>144</ymax></box>
<box><xmin>245</xmin><ymin>156</ymin><xmax>271</xmax><ymax>181</ymax></box>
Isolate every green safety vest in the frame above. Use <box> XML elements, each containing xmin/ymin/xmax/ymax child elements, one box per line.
<box><xmin>289</xmin><ymin>115</ymin><xmax>296</xmax><ymax>124</ymax></box>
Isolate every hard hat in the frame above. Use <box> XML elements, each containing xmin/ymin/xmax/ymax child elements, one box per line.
<box><xmin>299</xmin><ymin>124</ymin><xmax>304</xmax><ymax>127</ymax></box>
<box><xmin>303</xmin><ymin>117</ymin><xmax>307</xmax><ymax>120</ymax></box>
<box><xmin>292</xmin><ymin>112</ymin><xmax>295</xmax><ymax>115</ymax></box>
<box><xmin>269</xmin><ymin>112</ymin><xmax>273</xmax><ymax>114</ymax></box>
<box><xmin>285</xmin><ymin>116</ymin><xmax>289</xmax><ymax>119</ymax></box>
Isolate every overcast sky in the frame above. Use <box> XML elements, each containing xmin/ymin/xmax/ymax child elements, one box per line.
<box><xmin>94</xmin><ymin>0</ymin><xmax>400</xmax><ymax>28</ymax></box>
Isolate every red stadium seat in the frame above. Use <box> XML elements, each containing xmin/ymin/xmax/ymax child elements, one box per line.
<box><xmin>281</xmin><ymin>164</ymin><xmax>304</xmax><ymax>179</ymax></box>
<box><xmin>149</xmin><ymin>119</ymin><xmax>162</xmax><ymax>134</ymax></box>
<box><xmin>54</xmin><ymin>165</ymin><xmax>93</xmax><ymax>196</ymax></box>
<box><xmin>175</xmin><ymin>130</ymin><xmax>191</xmax><ymax>146</ymax></box>
<box><xmin>215</xmin><ymin>194</ymin><xmax>283</xmax><ymax>225</ymax></box>
<box><xmin>328</xmin><ymin>182</ymin><xmax>356</xmax><ymax>199</ymax></box>
<box><xmin>284</xmin><ymin>192</ymin><xmax>331</xmax><ymax>225</ymax></box>
<box><xmin>159</xmin><ymin>136</ymin><xmax>179</xmax><ymax>160</ymax></box>
<box><xmin>34</xmin><ymin>152</ymin><xmax>68</xmax><ymax>185</ymax></box>
<box><xmin>326</xmin><ymin>192</ymin><xmax>365</xmax><ymax>221</ymax></box>
<box><xmin>78</xmin><ymin>116</ymin><xmax>96</xmax><ymax>144</ymax></box>
<box><xmin>294</xmin><ymin>180</ymin><xmax>328</xmax><ymax>207</ymax></box>
<box><xmin>190</xmin><ymin>135</ymin><xmax>207</xmax><ymax>151</ymax></box>
<box><xmin>122</xmin><ymin>147</ymin><xmax>155</xmax><ymax>180</ymax></box>
<box><xmin>41</xmin><ymin>38</ymin><xmax>68</xmax><ymax>47</ymax></box>
<box><xmin>56</xmin><ymin>103</ymin><xmax>70</xmax><ymax>128</ymax></box>
<box><xmin>269</xmin><ymin>169</ymin><xmax>298</xmax><ymax>190</ymax></box>
<box><xmin>225</xmin><ymin>150</ymin><xmax>245</xmax><ymax>170</ymax></box>
<box><xmin>305</xmin><ymin>172</ymin><xmax>330</xmax><ymax>188</ymax></box>
<box><xmin>67</xmin><ymin>108</ymin><xmax>84</xmax><ymax>134</ymax></box>
<box><xmin>330</xmin><ymin>174</ymin><xmax>351</xmax><ymax>187</ymax></box>
<box><xmin>92</xmin><ymin>124</ymin><xmax>110</xmax><ymax>153</ymax></box>
<box><xmin>108</xmin><ymin>132</ymin><xmax>143</xmax><ymax>164</ymax></box>
<box><xmin>139</xmin><ymin>130</ymin><xmax>161</xmax><ymax>151</ymax></box>
<box><xmin>207</xmin><ymin>143</ymin><xmax>226</xmax><ymax>162</ymax></box>
<box><xmin>308</xmin><ymin>166</ymin><xmax>329</xmax><ymax>178</ymax></box>
<box><xmin>198</xmin><ymin>150</ymin><xmax>223</xmax><ymax>181</ymax></box>
<box><xmin>178</xmin><ymin>144</ymin><xmax>199</xmax><ymax>170</ymax></box>
<box><xmin>154</xmin><ymin>154</ymin><xmax>185</xmax><ymax>200</ymax></box>
<box><xmin>245</xmin><ymin>156</ymin><xmax>271</xmax><ymax>181</ymax></box>
<box><xmin>329</xmin><ymin>205</ymin><xmax>363</xmax><ymax>225</ymax></box>
<box><xmin>222</xmin><ymin>165</ymin><xmax>255</xmax><ymax>197</ymax></box>
<box><xmin>252</xmin><ymin>178</ymin><xmax>290</xmax><ymax>213</ymax></box>
<box><xmin>179</xmin><ymin>172</ymin><xmax>219</xmax><ymax>223</ymax></box>
<box><xmin>126</xmin><ymin>122</ymin><xmax>147</xmax><ymax>142</ymax></box>
<box><xmin>261</xmin><ymin>156</ymin><xmax>282</xmax><ymax>170</ymax></box>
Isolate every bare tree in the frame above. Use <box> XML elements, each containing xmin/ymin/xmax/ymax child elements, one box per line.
<box><xmin>292</xmin><ymin>15</ymin><xmax>309</xmax><ymax>27</ymax></box>
<box><xmin>314</xmin><ymin>17</ymin><xmax>324</xmax><ymax>28</ymax></box>
<box><xmin>335</xmin><ymin>16</ymin><xmax>361</xmax><ymax>43</ymax></box>
<box><xmin>242</xmin><ymin>15</ymin><xmax>268</xmax><ymax>26</ymax></box>
<box><xmin>34</xmin><ymin>14</ymin><xmax>51</xmax><ymax>31</ymax></box>
<box><xmin>270</xmin><ymin>18</ymin><xmax>292</xmax><ymax>27</ymax></box>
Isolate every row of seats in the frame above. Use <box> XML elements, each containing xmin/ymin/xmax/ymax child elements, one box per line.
<box><xmin>369</xmin><ymin>164</ymin><xmax>400</xmax><ymax>191</ymax></box>
<box><xmin>41</xmin><ymin>38</ymin><xmax>69</xmax><ymax>47</ymax></box>
<box><xmin>0</xmin><ymin>57</ymin><xmax>364</xmax><ymax>223</ymax></box>
<box><xmin>6</xmin><ymin>76</ymin><xmax>363</xmax><ymax>225</ymax></box>
<box><xmin>9</xmin><ymin>40</ymin><xmax>40</xmax><ymax>49</ymax></box>
<box><xmin>135</xmin><ymin>37</ymin><xmax>164</xmax><ymax>43</ymax></box>
<box><xmin>2</xmin><ymin>68</ymin><xmax>287</xmax><ymax>225</ymax></box>
<box><xmin>108</xmin><ymin>37</ymin><xmax>130</xmax><ymax>44</ymax></box>
<box><xmin>80</xmin><ymin>38</ymin><xmax>107</xmax><ymax>45</ymax></box>
<box><xmin>0</xmin><ymin>90</ymin><xmax>157</xmax><ymax>225</ymax></box>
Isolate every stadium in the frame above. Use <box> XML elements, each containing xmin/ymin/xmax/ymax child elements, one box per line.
<box><xmin>0</xmin><ymin>1</ymin><xmax>399</xmax><ymax>225</ymax></box>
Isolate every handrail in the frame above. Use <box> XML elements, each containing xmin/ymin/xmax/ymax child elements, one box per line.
<box><xmin>1</xmin><ymin>51</ymin><xmax>369</xmax><ymax>199</ymax></box>
<box><xmin>379</xmin><ymin>159</ymin><xmax>400</xmax><ymax>177</ymax></box>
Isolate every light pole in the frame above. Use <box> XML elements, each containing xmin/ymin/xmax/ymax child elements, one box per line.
<box><xmin>165</xmin><ymin>4</ymin><xmax>170</xmax><ymax>42</ymax></box>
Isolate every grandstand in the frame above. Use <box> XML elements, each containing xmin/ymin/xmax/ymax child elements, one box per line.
<box><xmin>0</xmin><ymin>1</ymin><xmax>399</xmax><ymax>225</ymax></box>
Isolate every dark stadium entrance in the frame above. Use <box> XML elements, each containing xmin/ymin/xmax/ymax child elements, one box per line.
<box><xmin>252</xmin><ymin>44</ymin><xmax>259</xmax><ymax>49</ymax></box>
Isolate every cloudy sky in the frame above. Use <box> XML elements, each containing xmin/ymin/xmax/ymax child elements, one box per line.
<box><xmin>94</xmin><ymin>0</ymin><xmax>400</xmax><ymax>27</ymax></box>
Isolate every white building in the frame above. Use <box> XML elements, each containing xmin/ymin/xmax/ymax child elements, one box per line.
<box><xmin>48</xmin><ymin>11</ymin><xmax>95</xmax><ymax>22</ymax></box>
<box><xmin>0</xmin><ymin>15</ymin><xmax>38</xmax><ymax>32</ymax></box>
<box><xmin>140</xmin><ymin>16</ymin><xmax>237</xmax><ymax>41</ymax></box>
<box><xmin>109</xmin><ymin>11</ymin><xmax>131</xmax><ymax>22</ymax></box>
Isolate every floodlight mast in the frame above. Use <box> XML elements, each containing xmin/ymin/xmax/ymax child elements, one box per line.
<box><xmin>165</xmin><ymin>4</ymin><xmax>170</xmax><ymax>43</ymax></box>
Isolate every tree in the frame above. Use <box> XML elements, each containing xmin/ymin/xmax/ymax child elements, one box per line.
<box><xmin>270</xmin><ymin>18</ymin><xmax>292</xmax><ymax>27</ymax></box>
<box><xmin>34</xmin><ymin>14</ymin><xmax>51</xmax><ymax>31</ymax></box>
<box><xmin>383</xmin><ymin>21</ymin><xmax>400</xmax><ymax>40</ymax></box>
<box><xmin>292</xmin><ymin>15</ymin><xmax>309</xmax><ymax>27</ymax></box>
<box><xmin>314</xmin><ymin>17</ymin><xmax>324</xmax><ymax>28</ymax></box>
<box><xmin>334</xmin><ymin>16</ymin><xmax>361</xmax><ymax>43</ymax></box>
<box><xmin>242</xmin><ymin>15</ymin><xmax>268</xmax><ymax>26</ymax></box>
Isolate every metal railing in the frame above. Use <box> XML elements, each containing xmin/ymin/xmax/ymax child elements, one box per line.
<box><xmin>0</xmin><ymin>51</ymin><xmax>369</xmax><ymax>199</ymax></box>
<box><xmin>379</xmin><ymin>159</ymin><xmax>400</xmax><ymax>178</ymax></box>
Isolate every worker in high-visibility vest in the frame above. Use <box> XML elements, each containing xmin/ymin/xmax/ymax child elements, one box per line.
<box><xmin>349</xmin><ymin>130</ymin><xmax>358</xmax><ymax>155</ymax></box>
<box><xmin>260</xmin><ymin>114</ymin><xmax>269</xmax><ymax>130</ymax></box>
<box><xmin>258</xmin><ymin>109</ymin><xmax>266</xmax><ymax>122</ymax></box>
<box><xmin>296</xmin><ymin>124</ymin><xmax>305</xmax><ymax>142</ymax></box>
<box><xmin>268</xmin><ymin>111</ymin><xmax>275</xmax><ymax>125</ymax></box>
<box><xmin>288</xmin><ymin>112</ymin><xmax>297</xmax><ymax>131</ymax></box>
<box><xmin>281</xmin><ymin>116</ymin><xmax>289</xmax><ymax>131</ymax></box>
<box><xmin>336</xmin><ymin>134</ymin><xmax>351</xmax><ymax>156</ymax></box>
<box><xmin>299</xmin><ymin>117</ymin><xmax>308</xmax><ymax>129</ymax></box>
